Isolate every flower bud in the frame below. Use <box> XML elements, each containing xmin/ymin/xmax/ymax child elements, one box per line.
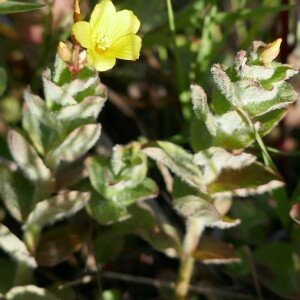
<box><xmin>58</xmin><ymin>41</ymin><xmax>72</xmax><ymax>62</ymax></box>
<box><xmin>261</xmin><ymin>38</ymin><xmax>282</xmax><ymax>63</ymax></box>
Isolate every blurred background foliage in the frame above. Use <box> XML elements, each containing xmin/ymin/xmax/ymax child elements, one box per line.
<box><xmin>1</xmin><ymin>0</ymin><xmax>300</xmax><ymax>299</ymax></box>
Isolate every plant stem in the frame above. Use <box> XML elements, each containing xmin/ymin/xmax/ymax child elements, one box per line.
<box><xmin>72</xmin><ymin>43</ymin><xmax>81</xmax><ymax>79</ymax></box>
<box><xmin>165</xmin><ymin>0</ymin><xmax>190</xmax><ymax>122</ymax></box>
<box><xmin>236</xmin><ymin>106</ymin><xmax>290</xmax><ymax>227</ymax></box>
<box><xmin>175</xmin><ymin>219</ymin><xmax>205</xmax><ymax>300</ymax></box>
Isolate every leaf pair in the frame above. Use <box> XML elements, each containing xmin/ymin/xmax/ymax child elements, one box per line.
<box><xmin>87</xmin><ymin>143</ymin><xmax>159</xmax><ymax>224</ymax></box>
<box><xmin>143</xmin><ymin>141</ymin><xmax>283</xmax><ymax>229</ymax></box>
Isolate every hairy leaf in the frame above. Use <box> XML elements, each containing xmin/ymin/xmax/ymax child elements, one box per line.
<box><xmin>43</xmin><ymin>76</ymin><xmax>77</xmax><ymax>108</ymax></box>
<box><xmin>143</xmin><ymin>141</ymin><xmax>205</xmax><ymax>192</ymax></box>
<box><xmin>0</xmin><ymin>164</ymin><xmax>33</xmax><ymax>222</ymax></box>
<box><xmin>86</xmin><ymin>191</ymin><xmax>130</xmax><ymax>224</ymax></box>
<box><xmin>24</xmin><ymin>191</ymin><xmax>90</xmax><ymax>230</ymax></box>
<box><xmin>8</xmin><ymin>129</ymin><xmax>52</xmax><ymax>184</ymax></box>
<box><xmin>174</xmin><ymin>195</ymin><xmax>240</xmax><ymax>229</ymax></box>
<box><xmin>46</xmin><ymin>124</ymin><xmax>101</xmax><ymax>169</ymax></box>
<box><xmin>22</xmin><ymin>91</ymin><xmax>60</xmax><ymax>155</ymax></box>
<box><xmin>0</xmin><ymin>224</ymin><xmax>37</xmax><ymax>268</ymax></box>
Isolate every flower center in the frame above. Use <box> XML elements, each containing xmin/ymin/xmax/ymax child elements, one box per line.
<box><xmin>96</xmin><ymin>36</ymin><xmax>111</xmax><ymax>52</ymax></box>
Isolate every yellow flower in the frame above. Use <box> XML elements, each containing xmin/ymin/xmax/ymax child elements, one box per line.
<box><xmin>261</xmin><ymin>38</ymin><xmax>282</xmax><ymax>64</ymax></box>
<box><xmin>71</xmin><ymin>0</ymin><xmax>142</xmax><ymax>72</ymax></box>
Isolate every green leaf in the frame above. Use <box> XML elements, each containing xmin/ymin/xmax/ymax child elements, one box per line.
<box><xmin>235</xmin><ymin>81</ymin><xmax>296</xmax><ymax>116</ymax></box>
<box><xmin>253</xmin><ymin>243</ymin><xmax>297</xmax><ymax>297</ymax></box>
<box><xmin>194</xmin><ymin>147</ymin><xmax>283</xmax><ymax>197</ymax></box>
<box><xmin>190</xmin><ymin>117</ymin><xmax>213</xmax><ymax>151</ymax></box>
<box><xmin>194</xmin><ymin>147</ymin><xmax>256</xmax><ymax>184</ymax></box>
<box><xmin>8</xmin><ymin>129</ymin><xmax>52</xmax><ymax>184</ymax></box>
<box><xmin>0</xmin><ymin>67</ymin><xmax>7</xmax><ymax>96</ymax></box>
<box><xmin>211</xmin><ymin>64</ymin><xmax>236</xmax><ymax>103</ymax></box>
<box><xmin>190</xmin><ymin>98</ymin><xmax>254</xmax><ymax>150</ymax></box>
<box><xmin>86</xmin><ymin>191</ymin><xmax>130</xmax><ymax>224</ymax></box>
<box><xmin>111</xmin><ymin>142</ymin><xmax>148</xmax><ymax>187</ymax></box>
<box><xmin>5</xmin><ymin>285</ymin><xmax>58</xmax><ymax>300</ymax></box>
<box><xmin>174</xmin><ymin>195</ymin><xmax>240</xmax><ymax>229</ymax></box>
<box><xmin>253</xmin><ymin>108</ymin><xmax>286</xmax><ymax>137</ymax></box>
<box><xmin>45</xmin><ymin>124</ymin><xmax>101</xmax><ymax>169</ymax></box>
<box><xmin>208</xmin><ymin>162</ymin><xmax>283</xmax><ymax>197</ymax></box>
<box><xmin>0</xmin><ymin>163</ymin><xmax>33</xmax><ymax>222</ymax></box>
<box><xmin>55</xmin><ymin>96</ymin><xmax>106</xmax><ymax>134</ymax></box>
<box><xmin>60</xmin><ymin>76</ymin><xmax>98</xmax><ymax>102</ymax></box>
<box><xmin>143</xmin><ymin>141</ymin><xmax>205</xmax><ymax>192</ymax></box>
<box><xmin>24</xmin><ymin>191</ymin><xmax>90</xmax><ymax>230</ymax></box>
<box><xmin>86</xmin><ymin>143</ymin><xmax>157</xmax><ymax>211</ymax></box>
<box><xmin>103</xmin><ymin>201</ymin><xmax>182</xmax><ymax>258</ymax></box>
<box><xmin>22</xmin><ymin>91</ymin><xmax>60</xmax><ymax>155</ymax></box>
<box><xmin>0</xmin><ymin>224</ymin><xmax>37</xmax><ymax>268</ymax></box>
<box><xmin>128</xmin><ymin>202</ymin><xmax>182</xmax><ymax>257</ymax></box>
<box><xmin>112</xmin><ymin>177</ymin><xmax>158</xmax><ymax>205</ymax></box>
<box><xmin>0</xmin><ymin>1</ymin><xmax>46</xmax><ymax>14</ymax></box>
<box><xmin>86</xmin><ymin>156</ymin><xmax>109</xmax><ymax>196</ymax></box>
<box><xmin>190</xmin><ymin>83</ymin><xmax>209</xmax><ymax>120</ymax></box>
<box><xmin>49</xmin><ymin>55</ymin><xmax>72</xmax><ymax>85</ymax></box>
<box><xmin>43</xmin><ymin>76</ymin><xmax>77</xmax><ymax>108</ymax></box>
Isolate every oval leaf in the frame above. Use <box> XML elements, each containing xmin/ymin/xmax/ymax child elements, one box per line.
<box><xmin>46</xmin><ymin>124</ymin><xmax>101</xmax><ymax>168</ymax></box>
<box><xmin>24</xmin><ymin>191</ymin><xmax>90</xmax><ymax>230</ymax></box>
<box><xmin>174</xmin><ymin>195</ymin><xmax>240</xmax><ymax>229</ymax></box>
<box><xmin>143</xmin><ymin>141</ymin><xmax>205</xmax><ymax>192</ymax></box>
<box><xmin>0</xmin><ymin>224</ymin><xmax>37</xmax><ymax>268</ymax></box>
<box><xmin>8</xmin><ymin>129</ymin><xmax>52</xmax><ymax>183</ymax></box>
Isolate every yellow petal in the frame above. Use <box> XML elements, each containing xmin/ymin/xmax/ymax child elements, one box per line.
<box><xmin>87</xmin><ymin>49</ymin><xmax>116</xmax><ymax>71</ymax></box>
<box><xmin>108</xmin><ymin>10</ymin><xmax>141</xmax><ymax>44</ymax></box>
<box><xmin>72</xmin><ymin>21</ymin><xmax>93</xmax><ymax>49</ymax></box>
<box><xmin>108</xmin><ymin>34</ymin><xmax>142</xmax><ymax>60</ymax></box>
<box><xmin>90</xmin><ymin>0</ymin><xmax>116</xmax><ymax>37</ymax></box>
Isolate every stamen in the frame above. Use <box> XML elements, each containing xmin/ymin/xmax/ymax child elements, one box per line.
<box><xmin>96</xmin><ymin>36</ymin><xmax>111</xmax><ymax>52</ymax></box>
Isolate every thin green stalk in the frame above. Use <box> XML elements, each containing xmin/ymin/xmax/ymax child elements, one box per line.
<box><xmin>175</xmin><ymin>219</ymin><xmax>205</xmax><ymax>300</ymax></box>
<box><xmin>236</xmin><ymin>106</ymin><xmax>290</xmax><ymax>227</ymax></box>
<box><xmin>165</xmin><ymin>0</ymin><xmax>189</xmax><ymax>121</ymax></box>
<box><xmin>195</xmin><ymin>1</ymin><xmax>217</xmax><ymax>82</ymax></box>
